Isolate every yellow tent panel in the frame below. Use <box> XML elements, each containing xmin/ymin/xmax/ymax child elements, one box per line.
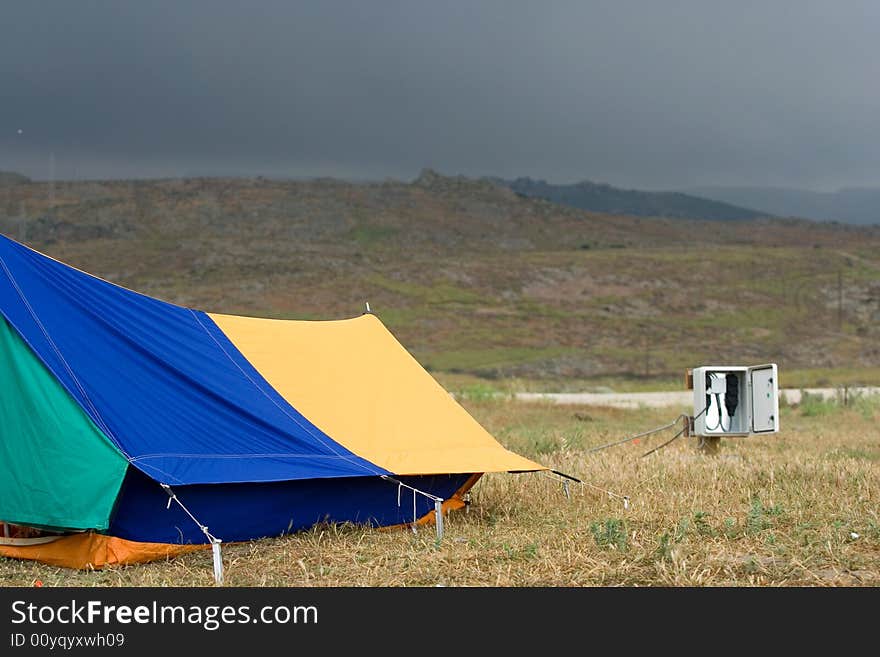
<box><xmin>209</xmin><ymin>312</ymin><xmax>546</xmax><ymax>476</ymax></box>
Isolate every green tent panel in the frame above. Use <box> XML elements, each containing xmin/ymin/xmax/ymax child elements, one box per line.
<box><xmin>0</xmin><ymin>318</ymin><xmax>129</xmax><ymax>530</ymax></box>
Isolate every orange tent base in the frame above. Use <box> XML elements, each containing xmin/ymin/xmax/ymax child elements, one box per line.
<box><xmin>0</xmin><ymin>533</ymin><xmax>207</xmax><ymax>569</ymax></box>
<box><xmin>385</xmin><ymin>472</ymin><xmax>481</xmax><ymax>529</ymax></box>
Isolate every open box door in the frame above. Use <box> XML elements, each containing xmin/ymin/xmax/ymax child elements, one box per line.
<box><xmin>749</xmin><ymin>364</ymin><xmax>779</xmax><ymax>433</ymax></box>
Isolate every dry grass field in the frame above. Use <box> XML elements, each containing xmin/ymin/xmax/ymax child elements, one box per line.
<box><xmin>2</xmin><ymin>391</ymin><xmax>877</xmax><ymax>587</ymax></box>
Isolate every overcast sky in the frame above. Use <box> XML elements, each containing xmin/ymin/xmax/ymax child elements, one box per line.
<box><xmin>1</xmin><ymin>1</ymin><xmax>878</xmax><ymax>190</ymax></box>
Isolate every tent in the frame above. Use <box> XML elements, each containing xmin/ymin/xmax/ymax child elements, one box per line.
<box><xmin>0</xmin><ymin>233</ymin><xmax>545</xmax><ymax>569</ymax></box>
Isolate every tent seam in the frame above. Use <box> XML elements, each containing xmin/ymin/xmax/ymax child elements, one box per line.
<box><xmin>189</xmin><ymin>310</ymin><xmax>385</xmax><ymax>476</ymax></box>
<box><xmin>0</xmin><ymin>254</ymin><xmax>132</xmax><ymax>462</ymax></box>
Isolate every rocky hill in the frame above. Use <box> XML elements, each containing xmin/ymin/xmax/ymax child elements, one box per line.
<box><xmin>496</xmin><ymin>176</ymin><xmax>770</xmax><ymax>221</ymax></box>
<box><xmin>1</xmin><ymin>170</ymin><xmax>878</xmax><ymax>386</ymax></box>
<box><xmin>0</xmin><ymin>171</ymin><xmax>30</xmax><ymax>186</ymax></box>
<box><xmin>690</xmin><ymin>185</ymin><xmax>880</xmax><ymax>226</ymax></box>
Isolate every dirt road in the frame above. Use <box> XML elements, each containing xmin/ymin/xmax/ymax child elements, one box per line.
<box><xmin>513</xmin><ymin>387</ymin><xmax>880</xmax><ymax>409</ymax></box>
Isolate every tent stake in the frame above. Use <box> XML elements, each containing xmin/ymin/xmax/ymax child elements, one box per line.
<box><xmin>434</xmin><ymin>499</ymin><xmax>444</xmax><ymax>544</ymax></box>
<box><xmin>211</xmin><ymin>539</ymin><xmax>224</xmax><ymax>586</ymax></box>
<box><xmin>381</xmin><ymin>475</ymin><xmax>445</xmax><ymax>542</ymax></box>
<box><xmin>161</xmin><ymin>483</ymin><xmax>225</xmax><ymax>585</ymax></box>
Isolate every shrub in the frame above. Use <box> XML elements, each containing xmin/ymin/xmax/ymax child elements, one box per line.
<box><xmin>590</xmin><ymin>518</ymin><xmax>628</xmax><ymax>551</ymax></box>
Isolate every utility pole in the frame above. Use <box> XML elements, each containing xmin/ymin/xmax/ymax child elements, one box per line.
<box><xmin>837</xmin><ymin>269</ymin><xmax>843</xmax><ymax>331</ymax></box>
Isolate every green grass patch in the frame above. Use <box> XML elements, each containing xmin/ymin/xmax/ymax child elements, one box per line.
<box><xmin>590</xmin><ymin>519</ymin><xmax>628</xmax><ymax>551</ymax></box>
<box><xmin>746</xmin><ymin>498</ymin><xmax>784</xmax><ymax>534</ymax></box>
<box><xmin>347</xmin><ymin>224</ymin><xmax>400</xmax><ymax>245</ymax></box>
<box><xmin>365</xmin><ymin>274</ymin><xmax>482</xmax><ymax>305</ymax></box>
<box><xmin>781</xmin><ymin>367</ymin><xmax>880</xmax><ymax>389</ymax></box>
<box><xmin>796</xmin><ymin>389</ymin><xmax>880</xmax><ymax>419</ymax></box>
<box><xmin>369</xmin><ymin>306</ymin><xmax>423</xmax><ymax>329</ymax></box>
<box><xmin>798</xmin><ymin>391</ymin><xmax>841</xmax><ymax>417</ymax></box>
<box><xmin>455</xmin><ymin>382</ymin><xmax>503</xmax><ymax>402</ymax></box>
<box><xmin>420</xmin><ymin>346</ymin><xmax>576</xmax><ymax>373</ymax></box>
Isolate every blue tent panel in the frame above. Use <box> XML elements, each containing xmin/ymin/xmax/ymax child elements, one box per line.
<box><xmin>108</xmin><ymin>467</ymin><xmax>472</xmax><ymax>544</ymax></box>
<box><xmin>0</xmin><ymin>234</ymin><xmax>386</xmax><ymax>485</ymax></box>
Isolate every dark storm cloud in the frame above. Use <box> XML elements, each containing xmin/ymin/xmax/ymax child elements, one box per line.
<box><xmin>1</xmin><ymin>1</ymin><xmax>879</xmax><ymax>189</ymax></box>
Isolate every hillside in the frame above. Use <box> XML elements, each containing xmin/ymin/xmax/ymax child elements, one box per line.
<box><xmin>496</xmin><ymin>176</ymin><xmax>770</xmax><ymax>221</ymax></box>
<box><xmin>1</xmin><ymin>170</ymin><xmax>879</xmax><ymax>389</ymax></box>
<box><xmin>690</xmin><ymin>185</ymin><xmax>880</xmax><ymax>226</ymax></box>
<box><xmin>0</xmin><ymin>171</ymin><xmax>31</xmax><ymax>186</ymax></box>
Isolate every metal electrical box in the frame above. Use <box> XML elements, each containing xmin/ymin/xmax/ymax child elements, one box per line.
<box><xmin>692</xmin><ymin>364</ymin><xmax>779</xmax><ymax>437</ymax></box>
